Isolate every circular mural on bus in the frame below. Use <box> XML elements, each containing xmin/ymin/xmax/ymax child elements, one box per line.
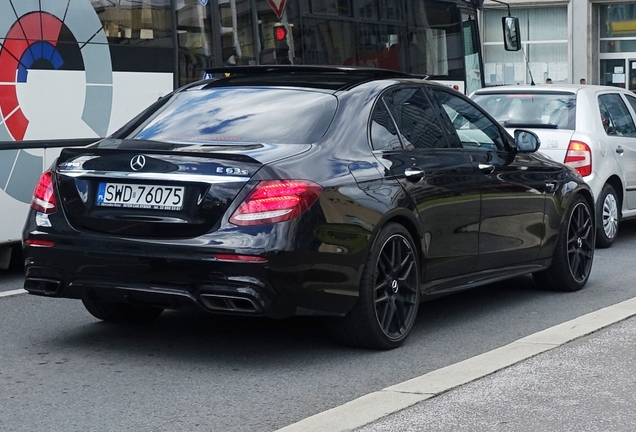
<box><xmin>0</xmin><ymin>0</ymin><xmax>112</xmax><ymax>203</ymax></box>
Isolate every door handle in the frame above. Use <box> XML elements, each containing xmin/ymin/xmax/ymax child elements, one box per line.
<box><xmin>478</xmin><ymin>163</ymin><xmax>495</xmax><ymax>174</ymax></box>
<box><xmin>404</xmin><ymin>168</ymin><xmax>425</xmax><ymax>181</ymax></box>
<box><xmin>616</xmin><ymin>146</ymin><xmax>624</xmax><ymax>155</ymax></box>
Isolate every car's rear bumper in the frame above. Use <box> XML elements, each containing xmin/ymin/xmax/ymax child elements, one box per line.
<box><xmin>23</xmin><ymin>237</ymin><xmax>365</xmax><ymax>319</ymax></box>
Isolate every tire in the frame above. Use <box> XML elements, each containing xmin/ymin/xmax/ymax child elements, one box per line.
<box><xmin>329</xmin><ymin>223</ymin><xmax>420</xmax><ymax>349</ymax></box>
<box><xmin>596</xmin><ymin>184</ymin><xmax>619</xmax><ymax>248</ymax></box>
<box><xmin>82</xmin><ymin>298</ymin><xmax>163</xmax><ymax>324</ymax></box>
<box><xmin>533</xmin><ymin>195</ymin><xmax>595</xmax><ymax>292</ymax></box>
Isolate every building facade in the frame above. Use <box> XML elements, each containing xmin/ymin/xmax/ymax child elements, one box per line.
<box><xmin>482</xmin><ymin>0</ymin><xmax>636</xmax><ymax>89</ymax></box>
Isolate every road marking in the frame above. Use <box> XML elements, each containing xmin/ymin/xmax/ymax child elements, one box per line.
<box><xmin>0</xmin><ymin>288</ymin><xmax>27</xmax><ymax>298</ymax></box>
<box><xmin>276</xmin><ymin>296</ymin><xmax>636</xmax><ymax>432</ymax></box>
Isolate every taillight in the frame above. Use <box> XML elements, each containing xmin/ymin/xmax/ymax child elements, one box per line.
<box><xmin>230</xmin><ymin>180</ymin><xmax>321</xmax><ymax>226</ymax></box>
<box><xmin>24</xmin><ymin>239</ymin><xmax>55</xmax><ymax>247</ymax></box>
<box><xmin>213</xmin><ymin>254</ymin><xmax>267</xmax><ymax>262</ymax></box>
<box><xmin>31</xmin><ymin>171</ymin><xmax>57</xmax><ymax>214</ymax></box>
<box><xmin>564</xmin><ymin>141</ymin><xmax>592</xmax><ymax>177</ymax></box>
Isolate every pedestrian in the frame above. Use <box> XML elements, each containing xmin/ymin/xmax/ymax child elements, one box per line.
<box><xmin>580</xmin><ymin>78</ymin><xmax>587</xmax><ymax>84</ymax></box>
<box><xmin>545</xmin><ymin>78</ymin><xmax>553</xmax><ymax>84</ymax></box>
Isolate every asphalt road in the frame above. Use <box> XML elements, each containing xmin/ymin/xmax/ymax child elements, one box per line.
<box><xmin>2</xmin><ymin>222</ymin><xmax>636</xmax><ymax>432</ymax></box>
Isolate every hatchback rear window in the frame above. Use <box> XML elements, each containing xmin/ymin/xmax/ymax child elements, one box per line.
<box><xmin>472</xmin><ymin>92</ymin><xmax>576</xmax><ymax>130</ymax></box>
<box><xmin>129</xmin><ymin>87</ymin><xmax>338</xmax><ymax>144</ymax></box>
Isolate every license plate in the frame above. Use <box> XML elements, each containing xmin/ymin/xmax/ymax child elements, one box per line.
<box><xmin>96</xmin><ymin>182</ymin><xmax>185</xmax><ymax>210</ymax></box>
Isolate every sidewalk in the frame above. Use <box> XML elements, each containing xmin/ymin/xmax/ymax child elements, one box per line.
<box><xmin>357</xmin><ymin>315</ymin><xmax>636</xmax><ymax>431</ymax></box>
<box><xmin>278</xmin><ymin>297</ymin><xmax>636</xmax><ymax>432</ymax></box>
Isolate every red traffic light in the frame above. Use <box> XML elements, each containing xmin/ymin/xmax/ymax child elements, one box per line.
<box><xmin>274</xmin><ymin>25</ymin><xmax>287</xmax><ymax>42</ymax></box>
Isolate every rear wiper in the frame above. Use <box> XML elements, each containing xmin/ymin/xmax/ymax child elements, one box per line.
<box><xmin>503</xmin><ymin>121</ymin><xmax>558</xmax><ymax>129</ymax></box>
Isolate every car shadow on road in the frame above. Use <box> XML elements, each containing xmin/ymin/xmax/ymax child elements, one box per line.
<box><xmin>36</xmin><ymin>274</ymin><xmax>561</xmax><ymax>367</ymax></box>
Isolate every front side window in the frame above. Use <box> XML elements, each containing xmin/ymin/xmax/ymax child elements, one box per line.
<box><xmin>598</xmin><ymin>93</ymin><xmax>636</xmax><ymax>137</ymax></box>
<box><xmin>431</xmin><ymin>89</ymin><xmax>505</xmax><ymax>150</ymax></box>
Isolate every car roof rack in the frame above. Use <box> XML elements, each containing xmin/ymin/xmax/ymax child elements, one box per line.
<box><xmin>198</xmin><ymin>65</ymin><xmax>419</xmax><ymax>91</ymax></box>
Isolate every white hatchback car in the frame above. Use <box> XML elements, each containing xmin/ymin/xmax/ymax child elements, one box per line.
<box><xmin>471</xmin><ymin>84</ymin><xmax>636</xmax><ymax>248</ymax></box>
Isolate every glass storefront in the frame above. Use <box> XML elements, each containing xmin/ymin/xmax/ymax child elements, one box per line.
<box><xmin>599</xmin><ymin>3</ymin><xmax>636</xmax><ymax>90</ymax></box>
<box><xmin>482</xmin><ymin>7</ymin><xmax>568</xmax><ymax>86</ymax></box>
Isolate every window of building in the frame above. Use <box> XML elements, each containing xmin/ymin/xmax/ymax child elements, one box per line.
<box><xmin>600</xmin><ymin>4</ymin><xmax>636</xmax><ymax>55</ymax></box>
<box><xmin>311</xmin><ymin>0</ymin><xmax>352</xmax><ymax>17</ymax></box>
<box><xmin>482</xmin><ymin>7</ymin><xmax>568</xmax><ymax>85</ymax></box>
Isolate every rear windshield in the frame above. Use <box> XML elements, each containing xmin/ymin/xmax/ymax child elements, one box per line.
<box><xmin>129</xmin><ymin>87</ymin><xmax>338</xmax><ymax>144</ymax></box>
<box><xmin>472</xmin><ymin>92</ymin><xmax>576</xmax><ymax>130</ymax></box>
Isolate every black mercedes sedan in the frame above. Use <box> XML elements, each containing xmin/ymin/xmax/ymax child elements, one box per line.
<box><xmin>23</xmin><ymin>66</ymin><xmax>595</xmax><ymax>349</ymax></box>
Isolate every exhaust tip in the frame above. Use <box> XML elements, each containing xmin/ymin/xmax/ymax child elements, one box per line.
<box><xmin>200</xmin><ymin>293</ymin><xmax>261</xmax><ymax>313</ymax></box>
<box><xmin>24</xmin><ymin>278</ymin><xmax>62</xmax><ymax>295</ymax></box>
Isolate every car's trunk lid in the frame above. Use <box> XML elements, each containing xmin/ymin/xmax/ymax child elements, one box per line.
<box><xmin>55</xmin><ymin>139</ymin><xmax>311</xmax><ymax>237</ymax></box>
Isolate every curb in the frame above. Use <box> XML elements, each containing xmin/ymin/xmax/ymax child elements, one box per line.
<box><xmin>276</xmin><ymin>296</ymin><xmax>636</xmax><ymax>432</ymax></box>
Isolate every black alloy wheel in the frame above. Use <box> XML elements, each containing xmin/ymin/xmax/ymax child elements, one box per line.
<box><xmin>534</xmin><ymin>195</ymin><xmax>594</xmax><ymax>292</ymax></box>
<box><xmin>329</xmin><ymin>223</ymin><xmax>420</xmax><ymax>349</ymax></box>
<box><xmin>373</xmin><ymin>233</ymin><xmax>419</xmax><ymax>340</ymax></box>
<box><xmin>567</xmin><ymin>200</ymin><xmax>595</xmax><ymax>283</ymax></box>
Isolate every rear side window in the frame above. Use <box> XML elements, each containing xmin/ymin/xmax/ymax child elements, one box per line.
<box><xmin>370</xmin><ymin>99</ymin><xmax>403</xmax><ymax>151</ymax></box>
<box><xmin>598</xmin><ymin>94</ymin><xmax>636</xmax><ymax>137</ymax></box>
<box><xmin>472</xmin><ymin>92</ymin><xmax>576</xmax><ymax>130</ymax></box>
<box><xmin>129</xmin><ymin>87</ymin><xmax>338</xmax><ymax>144</ymax></box>
<box><xmin>383</xmin><ymin>88</ymin><xmax>450</xmax><ymax>149</ymax></box>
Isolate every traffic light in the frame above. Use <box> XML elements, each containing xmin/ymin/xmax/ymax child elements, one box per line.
<box><xmin>272</xmin><ymin>23</ymin><xmax>290</xmax><ymax>64</ymax></box>
<box><xmin>273</xmin><ymin>24</ymin><xmax>287</xmax><ymax>44</ymax></box>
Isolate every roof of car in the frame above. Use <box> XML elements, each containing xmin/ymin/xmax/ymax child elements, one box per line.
<box><xmin>189</xmin><ymin>65</ymin><xmax>424</xmax><ymax>92</ymax></box>
<box><xmin>472</xmin><ymin>84</ymin><xmax>631</xmax><ymax>96</ymax></box>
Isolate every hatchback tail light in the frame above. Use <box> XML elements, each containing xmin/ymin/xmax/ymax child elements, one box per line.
<box><xmin>230</xmin><ymin>180</ymin><xmax>321</xmax><ymax>226</ymax></box>
<box><xmin>31</xmin><ymin>171</ymin><xmax>57</xmax><ymax>214</ymax></box>
<box><xmin>564</xmin><ymin>141</ymin><xmax>592</xmax><ymax>177</ymax></box>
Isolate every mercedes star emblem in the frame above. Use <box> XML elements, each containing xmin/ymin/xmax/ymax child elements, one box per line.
<box><xmin>130</xmin><ymin>155</ymin><xmax>146</xmax><ymax>171</ymax></box>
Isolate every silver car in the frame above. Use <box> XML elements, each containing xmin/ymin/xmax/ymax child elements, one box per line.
<box><xmin>471</xmin><ymin>84</ymin><xmax>636</xmax><ymax>248</ymax></box>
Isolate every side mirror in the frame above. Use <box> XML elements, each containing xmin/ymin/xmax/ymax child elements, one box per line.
<box><xmin>514</xmin><ymin>129</ymin><xmax>540</xmax><ymax>152</ymax></box>
<box><xmin>502</xmin><ymin>16</ymin><xmax>521</xmax><ymax>51</ymax></box>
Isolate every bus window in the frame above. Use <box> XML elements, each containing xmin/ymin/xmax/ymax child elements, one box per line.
<box><xmin>176</xmin><ymin>0</ymin><xmax>214</xmax><ymax>86</ymax></box>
